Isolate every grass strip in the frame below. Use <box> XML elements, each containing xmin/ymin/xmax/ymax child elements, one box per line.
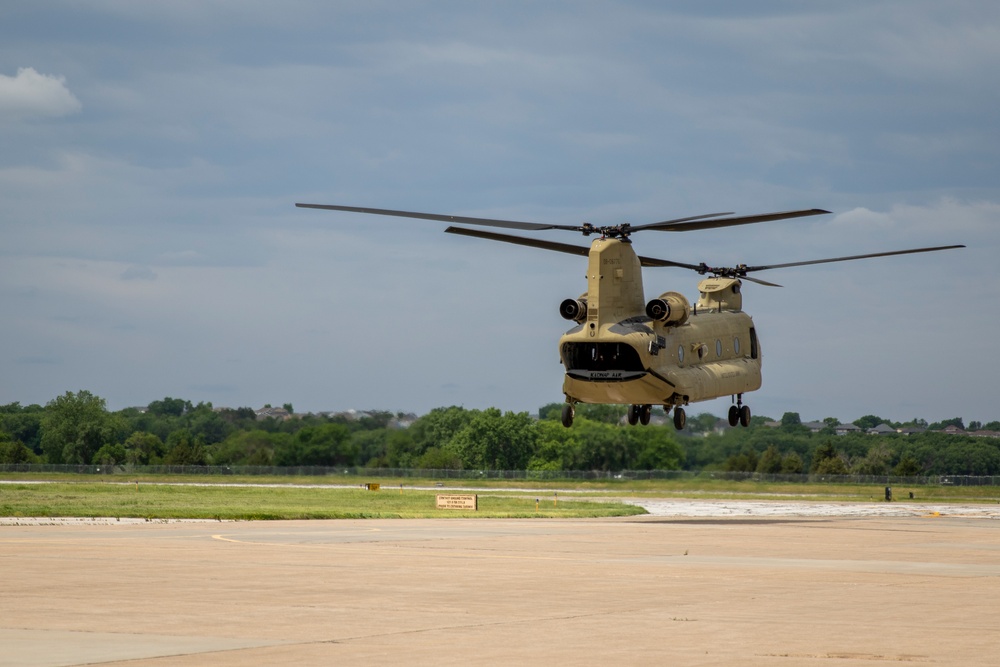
<box><xmin>0</xmin><ymin>482</ymin><xmax>646</xmax><ymax>520</ymax></box>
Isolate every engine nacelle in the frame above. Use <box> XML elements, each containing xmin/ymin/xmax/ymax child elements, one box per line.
<box><xmin>645</xmin><ymin>291</ymin><xmax>691</xmax><ymax>326</ymax></box>
<box><xmin>559</xmin><ymin>295</ymin><xmax>588</xmax><ymax>322</ymax></box>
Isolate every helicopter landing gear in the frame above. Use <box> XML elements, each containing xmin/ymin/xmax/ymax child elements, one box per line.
<box><xmin>561</xmin><ymin>403</ymin><xmax>575</xmax><ymax>428</ymax></box>
<box><xmin>673</xmin><ymin>407</ymin><xmax>687</xmax><ymax>430</ymax></box>
<box><xmin>627</xmin><ymin>404</ymin><xmax>652</xmax><ymax>426</ymax></box>
<box><xmin>729</xmin><ymin>395</ymin><xmax>752</xmax><ymax>428</ymax></box>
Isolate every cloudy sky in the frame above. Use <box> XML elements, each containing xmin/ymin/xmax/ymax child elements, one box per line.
<box><xmin>2</xmin><ymin>1</ymin><xmax>997</xmax><ymax>424</ymax></box>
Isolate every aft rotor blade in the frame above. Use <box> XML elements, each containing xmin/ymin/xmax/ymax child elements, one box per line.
<box><xmin>744</xmin><ymin>244</ymin><xmax>966</xmax><ymax>273</ymax></box>
<box><xmin>445</xmin><ymin>226</ymin><xmax>702</xmax><ymax>270</ymax></box>
<box><xmin>634</xmin><ymin>208</ymin><xmax>830</xmax><ymax>232</ymax></box>
<box><xmin>741</xmin><ymin>275</ymin><xmax>784</xmax><ymax>287</ymax></box>
<box><xmin>296</xmin><ymin>203</ymin><xmax>581</xmax><ymax>232</ymax></box>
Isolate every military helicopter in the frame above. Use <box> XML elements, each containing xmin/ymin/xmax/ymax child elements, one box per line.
<box><xmin>296</xmin><ymin>203</ymin><xmax>963</xmax><ymax>430</ymax></box>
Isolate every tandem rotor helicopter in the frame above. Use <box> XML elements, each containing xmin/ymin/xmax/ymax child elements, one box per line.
<box><xmin>296</xmin><ymin>203</ymin><xmax>963</xmax><ymax>430</ymax></box>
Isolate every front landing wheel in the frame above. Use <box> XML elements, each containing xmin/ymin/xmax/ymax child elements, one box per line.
<box><xmin>673</xmin><ymin>407</ymin><xmax>687</xmax><ymax>430</ymax></box>
<box><xmin>728</xmin><ymin>405</ymin><xmax>740</xmax><ymax>427</ymax></box>
<box><xmin>561</xmin><ymin>403</ymin><xmax>575</xmax><ymax>428</ymax></box>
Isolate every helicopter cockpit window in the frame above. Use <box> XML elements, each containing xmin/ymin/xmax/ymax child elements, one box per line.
<box><xmin>562</xmin><ymin>342</ymin><xmax>644</xmax><ymax>372</ymax></box>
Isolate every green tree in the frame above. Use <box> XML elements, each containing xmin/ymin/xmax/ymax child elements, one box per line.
<box><xmin>893</xmin><ymin>454</ymin><xmax>923</xmax><ymax>476</ymax></box>
<box><xmin>780</xmin><ymin>412</ymin><xmax>801</xmax><ymax>427</ymax></box>
<box><xmin>211</xmin><ymin>430</ymin><xmax>287</xmax><ymax>466</ymax></box>
<box><xmin>0</xmin><ymin>403</ymin><xmax>44</xmax><ymax>455</ymax></box>
<box><xmin>186</xmin><ymin>404</ymin><xmax>231</xmax><ymax>446</ymax></box>
<box><xmin>403</xmin><ymin>407</ymin><xmax>476</xmax><ymax>466</ymax></box>
<box><xmin>529</xmin><ymin>420</ymin><xmax>585</xmax><ymax>470</ymax></box>
<box><xmin>450</xmin><ymin>409</ymin><xmax>536</xmax><ymax>470</ymax></box>
<box><xmin>854</xmin><ymin>415</ymin><xmax>888</xmax><ymax>430</ymax></box>
<box><xmin>123</xmin><ymin>431</ymin><xmax>164</xmax><ymax>465</ymax></box>
<box><xmin>274</xmin><ymin>423</ymin><xmax>356</xmax><ymax>466</ymax></box>
<box><xmin>686</xmin><ymin>412</ymin><xmax>721</xmax><ymax>436</ymax></box>
<box><xmin>780</xmin><ymin>451</ymin><xmax>804</xmax><ymax>474</ymax></box>
<box><xmin>415</xmin><ymin>446</ymin><xmax>462</xmax><ymax>469</ymax></box>
<box><xmin>756</xmin><ymin>445</ymin><xmax>783</xmax><ymax>474</ymax></box>
<box><xmin>163</xmin><ymin>429</ymin><xmax>207</xmax><ymax>465</ymax></box>
<box><xmin>40</xmin><ymin>391</ymin><xmax>125</xmax><ymax>464</ymax></box>
<box><xmin>852</xmin><ymin>443</ymin><xmax>893</xmax><ymax>476</ymax></box>
<box><xmin>630</xmin><ymin>428</ymin><xmax>684</xmax><ymax>470</ymax></box>
<box><xmin>809</xmin><ymin>441</ymin><xmax>840</xmax><ymax>474</ymax></box>
<box><xmin>92</xmin><ymin>443</ymin><xmax>127</xmax><ymax>466</ymax></box>
<box><xmin>147</xmin><ymin>397</ymin><xmax>191</xmax><ymax>417</ymax></box>
<box><xmin>0</xmin><ymin>433</ymin><xmax>39</xmax><ymax>464</ymax></box>
<box><xmin>724</xmin><ymin>445</ymin><xmax>759</xmax><ymax>473</ymax></box>
<box><xmin>815</xmin><ymin>456</ymin><xmax>849</xmax><ymax>475</ymax></box>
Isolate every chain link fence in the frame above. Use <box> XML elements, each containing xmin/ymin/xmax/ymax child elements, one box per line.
<box><xmin>1</xmin><ymin>463</ymin><xmax>998</xmax><ymax>486</ymax></box>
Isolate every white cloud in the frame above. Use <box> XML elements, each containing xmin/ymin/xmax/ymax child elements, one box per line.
<box><xmin>0</xmin><ymin>67</ymin><xmax>82</xmax><ymax>119</ymax></box>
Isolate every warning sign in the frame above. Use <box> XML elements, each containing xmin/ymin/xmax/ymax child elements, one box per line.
<box><xmin>436</xmin><ymin>494</ymin><xmax>478</xmax><ymax>510</ymax></box>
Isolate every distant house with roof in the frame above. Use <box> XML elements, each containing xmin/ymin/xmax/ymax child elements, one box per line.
<box><xmin>834</xmin><ymin>423</ymin><xmax>862</xmax><ymax>436</ymax></box>
<box><xmin>255</xmin><ymin>406</ymin><xmax>291</xmax><ymax>421</ymax></box>
<box><xmin>867</xmin><ymin>423</ymin><xmax>897</xmax><ymax>435</ymax></box>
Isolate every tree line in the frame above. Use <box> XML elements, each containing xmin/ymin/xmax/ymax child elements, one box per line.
<box><xmin>1</xmin><ymin>391</ymin><xmax>999</xmax><ymax>476</ymax></box>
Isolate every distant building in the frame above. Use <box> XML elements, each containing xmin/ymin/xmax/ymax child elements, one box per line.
<box><xmin>255</xmin><ymin>407</ymin><xmax>291</xmax><ymax>421</ymax></box>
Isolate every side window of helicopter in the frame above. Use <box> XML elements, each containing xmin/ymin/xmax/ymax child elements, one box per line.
<box><xmin>734</xmin><ymin>337</ymin><xmax>741</xmax><ymax>355</ymax></box>
<box><xmin>677</xmin><ymin>345</ymin><xmax>684</xmax><ymax>364</ymax></box>
<box><xmin>716</xmin><ymin>339</ymin><xmax>723</xmax><ymax>357</ymax></box>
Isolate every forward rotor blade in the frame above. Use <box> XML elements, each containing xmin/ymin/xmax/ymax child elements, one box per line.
<box><xmin>634</xmin><ymin>208</ymin><xmax>830</xmax><ymax>232</ymax></box>
<box><xmin>296</xmin><ymin>203</ymin><xmax>581</xmax><ymax>232</ymax></box>
<box><xmin>444</xmin><ymin>226</ymin><xmax>591</xmax><ymax>257</ymax></box>
<box><xmin>744</xmin><ymin>244</ymin><xmax>966</xmax><ymax>273</ymax></box>
<box><xmin>444</xmin><ymin>226</ymin><xmax>702</xmax><ymax>270</ymax></box>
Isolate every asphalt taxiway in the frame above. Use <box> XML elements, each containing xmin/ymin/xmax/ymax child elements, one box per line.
<box><xmin>3</xmin><ymin>503</ymin><xmax>999</xmax><ymax>665</ymax></box>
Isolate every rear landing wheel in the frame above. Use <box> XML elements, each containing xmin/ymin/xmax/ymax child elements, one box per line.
<box><xmin>561</xmin><ymin>403</ymin><xmax>575</xmax><ymax>428</ymax></box>
<box><xmin>728</xmin><ymin>405</ymin><xmax>740</xmax><ymax>427</ymax></box>
<box><xmin>673</xmin><ymin>407</ymin><xmax>687</xmax><ymax>430</ymax></box>
<box><xmin>639</xmin><ymin>404</ymin><xmax>652</xmax><ymax>426</ymax></box>
<box><xmin>627</xmin><ymin>404</ymin><xmax>640</xmax><ymax>426</ymax></box>
<box><xmin>739</xmin><ymin>404</ymin><xmax>751</xmax><ymax>428</ymax></box>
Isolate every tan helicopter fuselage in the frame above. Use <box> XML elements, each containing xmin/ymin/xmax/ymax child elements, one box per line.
<box><xmin>558</xmin><ymin>237</ymin><xmax>761</xmax><ymax>408</ymax></box>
